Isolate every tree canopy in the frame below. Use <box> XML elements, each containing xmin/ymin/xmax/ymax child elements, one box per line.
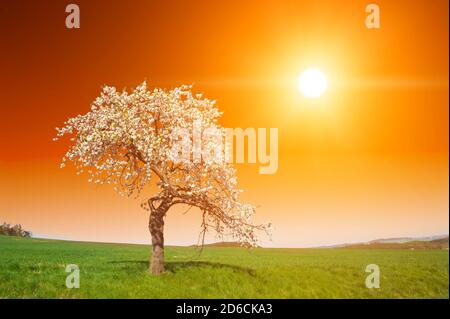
<box><xmin>55</xmin><ymin>82</ymin><xmax>270</xmax><ymax>248</ymax></box>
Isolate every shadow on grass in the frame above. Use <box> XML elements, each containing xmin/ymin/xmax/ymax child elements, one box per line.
<box><xmin>166</xmin><ymin>261</ymin><xmax>256</xmax><ymax>276</ymax></box>
<box><xmin>109</xmin><ymin>260</ymin><xmax>148</xmax><ymax>272</ymax></box>
<box><xmin>109</xmin><ymin>260</ymin><xmax>256</xmax><ymax>276</ymax></box>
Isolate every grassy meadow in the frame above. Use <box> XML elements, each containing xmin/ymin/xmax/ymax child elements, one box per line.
<box><xmin>0</xmin><ymin>235</ymin><xmax>448</xmax><ymax>298</ymax></box>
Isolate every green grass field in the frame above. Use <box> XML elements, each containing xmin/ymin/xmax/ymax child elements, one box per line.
<box><xmin>0</xmin><ymin>235</ymin><xmax>448</xmax><ymax>298</ymax></box>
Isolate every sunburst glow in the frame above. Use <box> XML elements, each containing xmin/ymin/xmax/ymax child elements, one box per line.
<box><xmin>298</xmin><ymin>68</ymin><xmax>328</xmax><ymax>98</ymax></box>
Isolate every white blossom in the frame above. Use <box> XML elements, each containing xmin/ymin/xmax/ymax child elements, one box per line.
<box><xmin>55</xmin><ymin>81</ymin><xmax>270</xmax><ymax>247</ymax></box>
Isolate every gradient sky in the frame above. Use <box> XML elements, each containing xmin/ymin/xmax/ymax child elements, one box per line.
<box><xmin>0</xmin><ymin>0</ymin><xmax>448</xmax><ymax>247</ymax></box>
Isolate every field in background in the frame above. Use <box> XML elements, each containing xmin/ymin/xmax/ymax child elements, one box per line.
<box><xmin>0</xmin><ymin>235</ymin><xmax>448</xmax><ymax>298</ymax></box>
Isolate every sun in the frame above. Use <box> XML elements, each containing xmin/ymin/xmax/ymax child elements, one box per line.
<box><xmin>297</xmin><ymin>68</ymin><xmax>328</xmax><ymax>98</ymax></box>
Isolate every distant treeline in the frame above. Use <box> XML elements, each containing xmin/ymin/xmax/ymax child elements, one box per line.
<box><xmin>0</xmin><ymin>223</ymin><xmax>32</xmax><ymax>238</ymax></box>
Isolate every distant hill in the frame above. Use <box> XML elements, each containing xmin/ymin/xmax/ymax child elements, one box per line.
<box><xmin>429</xmin><ymin>236</ymin><xmax>450</xmax><ymax>245</ymax></box>
<box><xmin>343</xmin><ymin>235</ymin><xmax>449</xmax><ymax>250</ymax></box>
<box><xmin>191</xmin><ymin>241</ymin><xmax>261</xmax><ymax>248</ymax></box>
<box><xmin>369</xmin><ymin>234</ymin><xmax>448</xmax><ymax>244</ymax></box>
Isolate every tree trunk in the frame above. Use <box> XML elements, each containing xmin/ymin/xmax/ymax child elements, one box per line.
<box><xmin>148</xmin><ymin>201</ymin><xmax>170</xmax><ymax>275</ymax></box>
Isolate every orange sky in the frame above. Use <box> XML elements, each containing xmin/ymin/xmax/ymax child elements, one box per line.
<box><xmin>0</xmin><ymin>0</ymin><xmax>448</xmax><ymax>247</ymax></box>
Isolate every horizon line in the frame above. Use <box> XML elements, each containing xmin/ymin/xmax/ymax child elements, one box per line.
<box><xmin>27</xmin><ymin>233</ymin><xmax>449</xmax><ymax>249</ymax></box>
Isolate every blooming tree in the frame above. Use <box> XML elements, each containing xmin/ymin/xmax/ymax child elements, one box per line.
<box><xmin>55</xmin><ymin>81</ymin><xmax>270</xmax><ymax>274</ymax></box>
